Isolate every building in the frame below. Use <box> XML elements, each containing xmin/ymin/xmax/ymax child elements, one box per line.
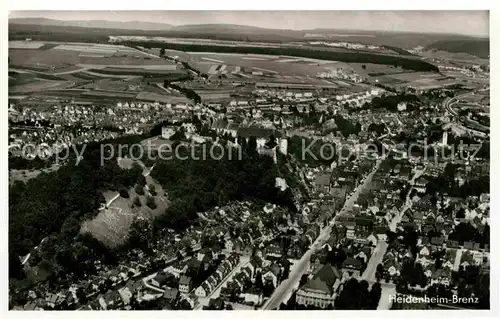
<box><xmin>179</xmin><ymin>275</ymin><xmax>192</xmax><ymax>294</ymax></box>
<box><xmin>162</xmin><ymin>126</ymin><xmax>177</xmax><ymax>139</ymax></box>
<box><xmin>296</xmin><ymin>264</ymin><xmax>341</xmax><ymax>308</ymax></box>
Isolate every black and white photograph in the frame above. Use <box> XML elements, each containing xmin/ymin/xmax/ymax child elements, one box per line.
<box><xmin>5</xmin><ymin>3</ymin><xmax>495</xmax><ymax>314</ymax></box>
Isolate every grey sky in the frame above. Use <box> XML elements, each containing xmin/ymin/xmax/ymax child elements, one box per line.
<box><xmin>9</xmin><ymin>11</ymin><xmax>489</xmax><ymax>37</ymax></box>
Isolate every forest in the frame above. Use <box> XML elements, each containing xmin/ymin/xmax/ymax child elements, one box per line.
<box><xmin>9</xmin><ymin>128</ymin><xmax>301</xmax><ymax>285</ymax></box>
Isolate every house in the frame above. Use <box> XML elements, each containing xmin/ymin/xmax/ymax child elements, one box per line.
<box><xmin>103</xmin><ymin>290</ymin><xmax>122</xmax><ymax>309</ymax></box>
<box><xmin>383</xmin><ymin>258</ymin><xmax>402</xmax><ymax>278</ymax></box>
<box><xmin>195</xmin><ymin>282</ymin><xmax>211</xmax><ymax>298</ymax></box>
<box><xmin>205</xmin><ymin>297</ymin><xmax>225</xmax><ymax>310</ymax></box>
<box><xmin>262</xmin><ymin>263</ymin><xmax>281</xmax><ymax>288</ymax></box>
<box><xmin>315</xmin><ymin>174</ymin><xmax>331</xmax><ymax>193</ymax></box>
<box><xmin>247</xmin><ymin>256</ymin><xmax>263</xmax><ymax>277</ymax></box>
<box><xmin>418</xmin><ymin>245</ymin><xmax>431</xmax><ymax>257</ymax></box>
<box><xmin>296</xmin><ymin>264</ymin><xmax>341</xmax><ymax>309</ymax></box>
<box><xmin>355</xmin><ymin>215</ymin><xmax>374</xmax><ymax>231</ymax></box>
<box><xmin>265</xmin><ymin>244</ymin><xmax>283</xmax><ymax>259</ymax></box>
<box><xmin>244</xmin><ymin>287</ymin><xmax>263</xmax><ymax>306</ymax></box>
<box><xmin>341</xmin><ymin>257</ymin><xmax>363</xmax><ymax>277</ymax></box>
<box><xmin>207</xmin><ymin>276</ymin><xmax>218</xmax><ymax>291</ymax></box>
<box><xmin>241</xmin><ymin>266</ymin><xmax>253</xmax><ymax>279</ymax></box>
<box><xmin>374</xmin><ymin>226</ymin><xmax>388</xmax><ymax>241</ymax></box>
<box><xmin>225</xmin><ymin>239</ymin><xmax>235</xmax><ymax>252</ymax></box>
<box><xmin>430</xmin><ymin>268</ymin><xmax>451</xmax><ymax>287</ymax></box>
<box><xmin>220</xmin><ymin>286</ymin><xmax>237</xmax><ymax>300</ymax></box>
<box><xmin>163</xmin><ymin>288</ymin><xmax>179</xmax><ymax>304</ymax></box>
<box><xmin>197</xmin><ymin>247</ymin><xmax>213</xmax><ymax>262</ymax></box>
<box><xmin>179</xmin><ymin>276</ymin><xmax>192</xmax><ymax>294</ymax></box>
<box><xmin>430</xmin><ymin>237</ymin><xmax>445</xmax><ymax>249</ymax></box>
<box><xmin>463</xmin><ymin>241</ymin><xmax>481</xmax><ymax>251</ymax></box>
<box><xmin>117</xmin><ymin>284</ymin><xmax>134</xmax><ymax>305</ymax></box>
<box><xmin>459</xmin><ymin>250</ymin><xmax>475</xmax><ymax>269</ymax></box>
<box><xmin>151</xmin><ymin>273</ymin><xmax>167</xmax><ymax>288</ymax></box>
<box><xmin>366</xmin><ymin>233</ymin><xmax>378</xmax><ymax>246</ymax></box>
<box><xmin>446</xmin><ymin>240</ymin><xmax>460</xmax><ymax>249</ymax></box>
<box><xmin>161</xmin><ymin>126</ymin><xmax>177</xmax><ymax>139</ymax></box>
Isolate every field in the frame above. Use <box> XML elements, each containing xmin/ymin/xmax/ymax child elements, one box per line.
<box><xmin>136</xmin><ymin>91</ymin><xmax>190</xmax><ymax>104</ymax></box>
<box><xmin>350</xmin><ymin>63</ymin><xmax>408</xmax><ymax>77</ymax></box>
<box><xmin>424</xmin><ymin>39</ymin><xmax>489</xmax><ymax>59</ymax></box>
<box><xmin>9</xmin><ymin>42</ymin><xmax>178</xmax><ymax>73</ymax></box>
<box><xmin>166</xmin><ymin>50</ymin><xmax>354</xmax><ymax>77</ymax></box>
<box><xmin>374</xmin><ymin>71</ymin><xmax>458</xmax><ymax>90</ymax></box>
<box><xmin>9</xmin><ymin>41</ymin><xmax>190</xmax><ymax>106</ymax></box>
<box><xmin>158</xmin><ymin>48</ymin><xmax>369</xmax><ymax>91</ymax></box>
<box><xmin>458</xmin><ymin>91</ymin><xmax>490</xmax><ymax>106</ymax></box>
<box><xmin>9</xmin><ymin>164</ymin><xmax>61</xmax><ymax>185</ymax></box>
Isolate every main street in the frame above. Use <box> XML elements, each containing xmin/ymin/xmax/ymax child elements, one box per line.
<box><xmin>262</xmin><ymin>157</ymin><xmax>384</xmax><ymax>310</ymax></box>
<box><xmin>360</xmin><ymin>166</ymin><xmax>426</xmax><ymax>288</ymax></box>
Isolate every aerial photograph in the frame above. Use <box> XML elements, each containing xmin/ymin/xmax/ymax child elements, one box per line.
<box><xmin>7</xmin><ymin>10</ymin><xmax>491</xmax><ymax>311</ymax></box>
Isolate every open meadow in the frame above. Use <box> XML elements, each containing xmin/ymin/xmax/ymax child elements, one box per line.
<box><xmin>80</xmin><ymin>157</ymin><xmax>169</xmax><ymax>249</ymax></box>
<box><xmin>160</xmin><ymin>49</ymin><xmax>354</xmax><ymax>77</ymax></box>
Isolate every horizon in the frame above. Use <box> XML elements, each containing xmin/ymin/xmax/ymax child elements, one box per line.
<box><xmin>9</xmin><ymin>11</ymin><xmax>490</xmax><ymax>37</ymax></box>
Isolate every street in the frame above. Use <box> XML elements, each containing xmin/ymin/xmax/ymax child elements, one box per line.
<box><xmin>262</xmin><ymin>158</ymin><xmax>384</xmax><ymax>310</ymax></box>
<box><xmin>360</xmin><ymin>167</ymin><xmax>425</xmax><ymax>287</ymax></box>
<box><xmin>443</xmin><ymin>93</ymin><xmax>489</xmax><ymax>132</ymax></box>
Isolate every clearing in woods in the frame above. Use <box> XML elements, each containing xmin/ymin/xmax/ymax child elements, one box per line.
<box><xmin>80</xmin><ymin>157</ymin><xmax>169</xmax><ymax>248</ymax></box>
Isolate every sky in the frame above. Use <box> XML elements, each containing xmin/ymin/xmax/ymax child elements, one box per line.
<box><xmin>9</xmin><ymin>10</ymin><xmax>489</xmax><ymax>37</ymax></box>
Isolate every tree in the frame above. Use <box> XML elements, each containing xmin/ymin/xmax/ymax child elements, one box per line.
<box><xmin>133</xmin><ymin>196</ymin><xmax>142</xmax><ymax>207</ymax></box>
<box><xmin>9</xmin><ymin>249</ymin><xmax>25</xmax><ymax>280</ymax></box>
<box><xmin>368</xmin><ymin>282</ymin><xmax>382</xmax><ymax>309</ymax></box>
<box><xmin>135</xmin><ymin>184</ymin><xmax>145</xmax><ymax>195</ymax></box>
<box><xmin>76</xmin><ymin>287</ymin><xmax>88</xmax><ymax>304</ymax></box>
<box><xmin>128</xmin><ymin>218</ymin><xmax>153</xmax><ymax>250</ymax></box>
<box><xmin>60</xmin><ymin>216</ymin><xmax>80</xmax><ymax>240</ymax></box>
<box><xmin>119</xmin><ymin>188</ymin><xmax>130</xmax><ymax>198</ymax></box>
<box><xmin>255</xmin><ymin>272</ymin><xmax>263</xmax><ymax>289</ymax></box>
<box><xmin>299</xmin><ymin>274</ymin><xmax>308</xmax><ymax>286</ymax></box>
<box><xmin>146</xmin><ymin>196</ymin><xmax>157</xmax><ymax>210</ymax></box>
<box><xmin>149</xmin><ymin>184</ymin><xmax>157</xmax><ymax>196</ymax></box>
<box><xmin>138</xmin><ymin>174</ymin><xmax>147</xmax><ymax>186</ymax></box>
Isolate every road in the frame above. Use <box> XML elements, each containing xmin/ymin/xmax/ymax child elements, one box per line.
<box><xmin>377</xmin><ymin>282</ymin><xmax>397</xmax><ymax>310</ymax></box>
<box><xmin>360</xmin><ymin>166</ymin><xmax>426</xmax><ymax>283</ymax></box>
<box><xmin>443</xmin><ymin>93</ymin><xmax>489</xmax><ymax>133</ymax></box>
<box><xmin>262</xmin><ymin>158</ymin><xmax>384</xmax><ymax>310</ymax></box>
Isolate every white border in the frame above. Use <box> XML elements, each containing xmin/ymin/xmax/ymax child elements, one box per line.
<box><xmin>4</xmin><ymin>1</ymin><xmax>496</xmax><ymax>11</ymax></box>
<box><xmin>2</xmin><ymin>2</ymin><xmax>499</xmax><ymax>319</ymax></box>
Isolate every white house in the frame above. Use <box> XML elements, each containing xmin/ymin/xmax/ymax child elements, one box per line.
<box><xmin>244</xmin><ymin>290</ymin><xmax>263</xmax><ymax>306</ymax></box>
<box><xmin>195</xmin><ymin>283</ymin><xmax>210</xmax><ymax>297</ymax></box>
<box><xmin>162</xmin><ymin>126</ymin><xmax>177</xmax><ymax>139</ymax></box>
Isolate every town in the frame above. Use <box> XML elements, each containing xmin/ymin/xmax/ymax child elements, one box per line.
<box><xmin>8</xmin><ymin>11</ymin><xmax>490</xmax><ymax>312</ymax></box>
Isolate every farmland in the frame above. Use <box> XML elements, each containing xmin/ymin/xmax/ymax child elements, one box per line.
<box><xmin>9</xmin><ymin>41</ymin><xmax>191</xmax><ymax>106</ymax></box>
<box><xmin>9</xmin><ymin>41</ymin><xmax>178</xmax><ymax>72</ymax></box>
<box><xmin>157</xmin><ymin>49</ymin><xmax>357</xmax><ymax>85</ymax></box>
<box><xmin>372</xmin><ymin>71</ymin><xmax>459</xmax><ymax>90</ymax></box>
<box><xmin>122</xmin><ymin>40</ymin><xmax>440</xmax><ymax>72</ymax></box>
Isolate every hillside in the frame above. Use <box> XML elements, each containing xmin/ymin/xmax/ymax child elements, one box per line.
<box><xmin>10</xmin><ymin>19</ymin><xmax>481</xmax><ymax>48</ymax></box>
<box><xmin>425</xmin><ymin>39</ymin><xmax>490</xmax><ymax>59</ymax></box>
<box><xmin>9</xmin><ymin>18</ymin><xmax>174</xmax><ymax>31</ymax></box>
